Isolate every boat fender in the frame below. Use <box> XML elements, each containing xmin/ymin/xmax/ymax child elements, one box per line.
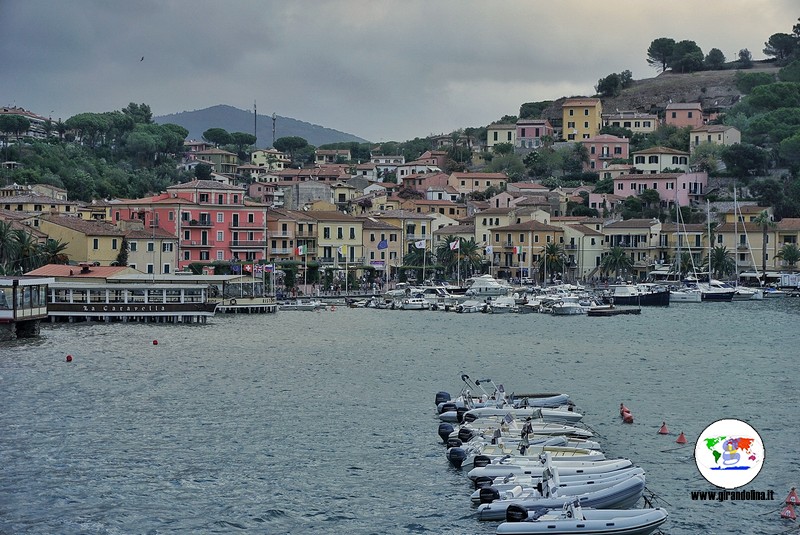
<box><xmin>230</xmin><ymin>298</ymin><xmax>237</xmax><ymax>305</ymax></box>
<box><xmin>457</xmin><ymin>427</ymin><xmax>475</xmax><ymax>442</ymax></box>
<box><xmin>474</xmin><ymin>476</ymin><xmax>494</xmax><ymax>489</ymax></box>
<box><xmin>435</xmin><ymin>391</ymin><xmax>451</xmax><ymax>406</ymax></box>
<box><xmin>446</xmin><ymin>447</ymin><xmax>467</xmax><ymax>469</ymax></box>
<box><xmin>456</xmin><ymin>407</ymin><xmax>469</xmax><ymax>424</ymax></box>
<box><xmin>479</xmin><ymin>487</ymin><xmax>500</xmax><ymax>504</ymax></box>
<box><xmin>437</xmin><ymin>423</ymin><xmax>454</xmax><ymax>443</ymax></box>
<box><xmin>505</xmin><ymin>504</ymin><xmax>529</xmax><ymax>523</ymax></box>
<box><xmin>473</xmin><ymin>455</ymin><xmax>492</xmax><ymax>468</ymax></box>
<box><xmin>446</xmin><ymin>437</ymin><xmax>463</xmax><ymax>449</ymax></box>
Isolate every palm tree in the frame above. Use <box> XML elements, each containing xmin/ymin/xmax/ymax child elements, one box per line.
<box><xmin>0</xmin><ymin>220</ymin><xmax>18</xmax><ymax>271</ymax></box>
<box><xmin>777</xmin><ymin>243</ymin><xmax>800</xmax><ymax>270</ymax></box>
<box><xmin>40</xmin><ymin>239</ymin><xmax>70</xmax><ymax>265</ymax></box>
<box><xmin>702</xmin><ymin>246</ymin><xmax>736</xmax><ymax>279</ymax></box>
<box><xmin>600</xmin><ymin>246</ymin><xmax>634</xmax><ymax>280</ymax></box>
<box><xmin>752</xmin><ymin>210</ymin><xmax>776</xmax><ymax>284</ymax></box>
<box><xmin>435</xmin><ymin>235</ymin><xmax>459</xmax><ymax>276</ymax></box>
<box><xmin>543</xmin><ymin>242</ymin><xmax>566</xmax><ymax>282</ymax></box>
<box><xmin>13</xmin><ymin>229</ymin><xmax>39</xmax><ymax>273</ymax></box>
<box><xmin>456</xmin><ymin>238</ymin><xmax>484</xmax><ymax>279</ymax></box>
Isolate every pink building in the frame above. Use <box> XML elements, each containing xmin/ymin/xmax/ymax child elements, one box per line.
<box><xmin>111</xmin><ymin>180</ymin><xmax>269</xmax><ymax>269</ymax></box>
<box><xmin>664</xmin><ymin>103</ymin><xmax>704</xmax><ymax>128</ymax></box>
<box><xmin>516</xmin><ymin>119</ymin><xmax>554</xmax><ymax>149</ymax></box>
<box><xmin>612</xmin><ymin>172</ymin><xmax>708</xmax><ymax>207</ymax></box>
<box><xmin>580</xmin><ymin>134</ymin><xmax>629</xmax><ymax>171</ymax></box>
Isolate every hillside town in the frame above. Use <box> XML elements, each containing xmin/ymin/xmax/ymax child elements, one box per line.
<box><xmin>0</xmin><ymin>89</ymin><xmax>798</xmax><ymax>292</ymax></box>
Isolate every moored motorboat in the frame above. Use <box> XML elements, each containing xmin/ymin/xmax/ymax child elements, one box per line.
<box><xmin>602</xmin><ymin>284</ymin><xmax>670</xmax><ymax>307</ymax></box>
<box><xmin>496</xmin><ymin>501</ymin><xmax>668</xmax><ymax>535</ymax></box>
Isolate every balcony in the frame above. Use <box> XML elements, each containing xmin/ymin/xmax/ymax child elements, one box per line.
<box><xmin>271</xmin><ymin>248</ymin><xmax>292</xmax><ymax>255</ymax></box>
<box><xmin>737</xmin><ymin>244</ymin><xmax>749</xmax><ymax>251</ymax></box>
<box><xmin>295</xmin><ymin>231</ymin><xmax>316</xmax><ymax>238</ymax></box>
<box><xmin>268</xmin><ymin>230</ymin><xmax>293</xmax><ymax>238</ymax></box>
<box><xmin>181</xmin><ymin>240</ymin><xmax>215</xmax><ymax>247</ymax></box>
<box><xmin>229</xmin><ymin>221</ymin><xmax>264</xmax><ymax>230</ymax></box>
<box><xmin>406</xmin><ymin>234</ymin><xmax>429</xmax><ymax>241</ymax></box>
<box><xmin>188</xmin><ymin>219</ymin><xmax>213</xmax><ymax>227</ymax></box>
<box><xmin>565</xmin><ymin>244</ymin><xmax>577</xmax><ymax>250</ymax></box>
<box><xmin>230</xmin><ymin>240</ymin><xmax>268</xmax><ymax>248</ymax></box>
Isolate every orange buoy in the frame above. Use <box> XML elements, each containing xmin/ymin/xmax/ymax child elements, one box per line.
<box><xmin>676</xmin><ymin>431</ymin><xmax>687</xmax><ymax>444</ymax></box>
<box><xmin>153</xmin><ymin>340</ymin><xmax>158</xmax><ymax>345</ymax></box>
<box><xmin>66</xmin><ymin>354</ymin><xmax>73</xmax><ymax>362</ymax></box>
<box><xmin>622</xmin><ymin>411</ymin><xmax>634</xmax><ymax>424</ymax></box>
<box><xmin>786</xmin><ymin>487</ymin><xmax>799</xmax><ymax>505</ymax></box>
<box><xmin>658</xmin><ymin>422</ymin><xmax>669</xmax><ymax>435</ymax></box>
<box><xmin>619</xmin><ymin>403</ymin><xmax>630</xmax><ymax>416</ymax></box>
<box><xmin>780</xmin><ymin>503</ymin><xmax>796</xmax><ymax>520</ymax></box>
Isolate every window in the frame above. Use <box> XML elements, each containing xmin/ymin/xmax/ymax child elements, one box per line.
<box><xmin>671</xmin><ymin>112</ymin><xmax>676</xmax><ymax>118</ymax></box>
<box><xmin>584</xmin><ymin>109</ymin><xmax>589</xmax><ymax>116</ymax></box>
<box><xmin>337</xmin><ymin>227</ymin><xmax>343</xmax><ymax>239</ymax></box>
<box><xmin>216</xmin><ymin>250</ymin><xmax>224</xmax><ymax>260</ymax></box>
<box><xmin>163</xmin><ymin>243</ymin><xmax>173</xmax><ymax>252</ymax></box>
<box><xmin>688</xmin><ymin>112</ymin><xmax>693</xmax><ymax>118</ymax></box>
<box><xmin>614</xmin><ymin>147</ymin><xmax>622</xmax><ymax>155</ymax></box>
<box><xmin>183</xmin><ymin>251</ymin><xmax>190</xmax><ymax>260</ymax></box>
<box><xmin>147</xmin><ymin>242</ymin><xmax>154</xmax><ymax>252</ymax></box>
<box><xmin>217</xmin><ymin>194</ymin><xmax>224</xmax><ymax>204</ymax></box>
<box><xmin>649</xmin><ymin>156</ymin><xmax>658</xmax><ymax>164</ymax></box>
<box><xmin>350</xmin><ymin>228</ymin><xmax>355</xmax><ymax>239</ymax></box>
<box><xmin>624</xmin><ymin>121</ymin><xmax>631</xmax><ymax>128</ymax></box>
<box><xmin>200</xmin><ymin>251</ymin><xmax>209</xmax><ymax>261</ymax></box>
<box><xmin>163</xmin><ymin>264</ymin><xmax>171</xmax><ymax>274</ymax></box>
<box><xmin>520</xmin><ymin>128</ymin><xmax>526</xmax><ymax>137</ymax></box>
<box><xmin>182</xmin><ymin>211</ymin><xmax>190</xmax><ymax>221</ymax></box>
<box><xmin>92</xmin><ymin>238</ymin><xmax>99</xmax><ymax>250</ymax></box>
<box><xmin>147</xmin><ymin>264</ymin><xmax>154</xmax><ymax>274</ymax></box>
<box><xmin>130</xmin><ymin>242</ymin><xmax>137</xmax><ymax>252</ymax></box>
<box><xmin>217</xmin><ymin>212</ymin><xmax>224</xmax><ymax>222</ymax></box>
<box><xmin>199</xmin><ymin>193</ymin><xmax>209</xmax><ymax>202</ymax></box>
<box><xmin>323</xmin><ymin>227</ymin><xmax>330</xmax><ymax>239</ymax></box>
<box><xmin>217</xmin><ymin>231</ymin><xmax>224</xmax><ymax>241</ymax></box>
<box><xmin>248</xmin><ymin>213</ymin><xmax>254</xmax><ymax>223</ymax></box>
<box><xmin>617</xmin><ymin>183</ymin><xmax>623</xmax><ymax>190</ymax></box>
<box><xmin>569</xmin><ymin>109</ymin><xmax>574</xmax><ymax>116</ymax></box>
<box><xmin>644</xmin><ymin>121</ymin><xmax>651</xmax><ymax>128</ymax></box>
<box><xmin>493</xmin><ymin>132</ymin><xmax>498</xmax><ymax>141</ymax></box>
<box><xmin>590</xmin><ymin>146</ymin><xmax>596</xmax><ymax>154</ymax></box>
<box><xmin>233</xmin><ymin>195</ymin><xmax>239</xmax><ymax>203</ymax></box>
<box><xmin>591</xmin><ymin>238</ymin><xmax>596</xmax><ymax>245</ymax></box>
<box><xmin>635</xmin><ymin>156</ymin><xmax>645</xmax><ymax>164</ymax></box>
<box><xmin>168</xmin><ymin>211</ymin><xmax>174</xmax><ymax>221</ymax></box>
<box><xmin>567</xmin><ymin>121</ymin><xmax>575</xmax><ymax>128</ymax></box>
<box><xmin>584</xmin><ymin>122</ymin><xmax>589</xmax><ymax>128</ymax></box>
<box><xmin>112</xmin><ymin>238</ymin><xmax>118</xmax><ymax>249</ymax></box>
<box><xmin>183</xmin><ymin>230</ymin><xmax>190</xmax><ymax>240</ymax></box>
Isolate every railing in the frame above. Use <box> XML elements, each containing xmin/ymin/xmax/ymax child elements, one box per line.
<box><xmin>503</xmin><ymin>242</ymin><xmax>514</xmax><ymax>247</ymax></box>
<box><xmin>180</xmin><ymin>240</ymin><xmax>215</xmax><ymax>247</ymax></box>
<box><xmin>565</xmin><ymin>244</ymin><xmax>577</xmax><ymax>250</ymax></box>
<box><xmin>406</xmin><ymin>235</ymin><xmax>429</xmax><ymax>241</ymax></box>
<box><xmin>737</xmin><ymin>244</ymin><xmax>749</xmax><ymax>250</ymax></box>
<box><xmin>188</xmin><ymin>220</ymin><xmax>213</xmax><ymax>227</ymax></box>
<box><xmin>270</xmin><ymin>248</ymin><xmax>292</xmax><ymax>255</ymax></box>
<box><xmin>269</xmin><ymin>231</ymin><xmax>293</xmax><ymax>237</ymax></box>
<box><xmin>230</xmin><ymin>240</ymin><xmax>268</xmax><ymax>247</ymax></box>
<box><xmin>295</xmin><ymin>231</ymin><xmax>316</xmax><ymax>238</ymax></box>
<box><xmin>230</xmin><ymin>222</ymin><xmax>265</xmax><ymax>230</ymax></box>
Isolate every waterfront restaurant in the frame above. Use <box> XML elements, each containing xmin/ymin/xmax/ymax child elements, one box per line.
<box><xmin>0</xmin><ymin>276</ymin><xmax>54</xmax><ymax>340</ymax></box>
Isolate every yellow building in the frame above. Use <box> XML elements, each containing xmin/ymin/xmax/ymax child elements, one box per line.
<box><xmin>38</xmin><ymin>215</ymin><xmax>125</xmax><ymax>265</ymax></box>
<box><xmin>1</xmin><ymin>193</ymin><xmax>79</xmax><ymax>215</ymax></box>
<box><xmin>306</xmin><ymin>210</ymin><xmax>364</xmax><ymax>268</ymax></box>
<box><xmin>488</xmin><ymin>220</ymin><xmax>564</xmax><ymax>280</ymax></box>
<box><xmin>562</xmin><ymin>97</ymin><xmax>603</xmax><ymax>141</ymax></box>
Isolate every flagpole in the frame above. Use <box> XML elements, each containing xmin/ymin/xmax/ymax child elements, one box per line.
<box><xmin>423</xmin><ymin>242</ymin><xmax>427</xmax><ymax>283</ymax></box>
<box><xmin>457</xmin><ymin>244</ymin><xmax>460</xmax><ymax>287</ymax></box>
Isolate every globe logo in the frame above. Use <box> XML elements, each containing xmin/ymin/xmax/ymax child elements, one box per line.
<box><xmin>694</xmin><ymin>418</ymin><xmax>765</xmax><ymax>489</ymax></box>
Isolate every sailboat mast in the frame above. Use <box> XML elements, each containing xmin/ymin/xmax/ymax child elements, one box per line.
<box><xmin>707</xmin><ymin>200</ymin><xmax>711</xmax><ymax>281</ymax></box>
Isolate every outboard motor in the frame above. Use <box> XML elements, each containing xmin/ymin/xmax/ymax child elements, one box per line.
<box><xmin>437</xmin><ymin>423</ymin><xmax>455</xmax><ymax>443</ymax></box>
<box><xmin>505</xmin><ymin>504</ymin><xmax>529</xmax><ymax>523</ymax></box>
<box><xmin>463</xmin><ymin>412</ymin><xmax>478</xmax><ymax>423</ymax></box>
<box><xmin>473</xmin><ymin>476</ymin><xmax>494</xmax><ymax>489</ymax></box>
<box><xmin>439</xmin><ymin>402</ymin><xmax>457</xmax><ymax>414</ymax></box>
<box><xmin>456</xmin><ymin>407</ymin><xmax>469</xmax><ymax>424</ymax></box>
<box><xmin>447</xmin><ymin>447</ymin><xmax>467</xmax><ymax>469</ymax></box>
<box><xmin>446</xmin><ymin>437</ymin><xmax>463</xmax><ymax>449</ymax></box>
<box><xmin>473</xmin><ymin>455</ymin><xmax>492</xmax><ymax>468</ymax></box>
<box><xmin>457</xmin><ymin>427</ymin><xmax>475</xmax><ymax>442</ymax></box>
<box><xmin>435</xmin><ymin>392</ymin><xmax>451</xmax><ymax>406</ymax></box>
<box><xmin>479</xmin><ymin>486</ymin><xmax>500</xmax><ymax>504</ymax></box>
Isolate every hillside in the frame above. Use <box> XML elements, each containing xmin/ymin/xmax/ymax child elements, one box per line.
<box><xmin>540</xmin><ymin>65</ymin><xmax>781</xmax><ymax>122</ymax></box>
<box><xmin>154</xmin><ymin>104</ymin><xmax>369</xmax><ymax>147</ymax></box>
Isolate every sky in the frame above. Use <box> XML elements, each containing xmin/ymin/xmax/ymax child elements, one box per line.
<box><xmin>1</xmin><ymin>1</ymin><xmax>796</xmax><ymax>144</ymax></box>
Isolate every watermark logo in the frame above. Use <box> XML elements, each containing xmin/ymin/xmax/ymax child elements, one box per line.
<box><xmin>694</xmin><ymin>418</ymin><xmax>764</xmax><ymax>489</ymax></box>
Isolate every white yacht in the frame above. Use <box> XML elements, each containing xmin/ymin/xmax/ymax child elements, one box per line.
<box><xmin>464</xmin><ymin>275</ymin><xmax>513</xmax><ymax>297</ymax></box>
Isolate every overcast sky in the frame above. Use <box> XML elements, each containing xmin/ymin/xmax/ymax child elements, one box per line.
<box><xmin>1</xmin><ymin>1</ymin><xmax>796</xmax><ymax>143</ymax></box>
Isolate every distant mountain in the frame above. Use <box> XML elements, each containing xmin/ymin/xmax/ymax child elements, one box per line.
<box><xmin>154</xmin><ymin>104</ymin><xmax>369</xmax><ymax>147</ymax></box>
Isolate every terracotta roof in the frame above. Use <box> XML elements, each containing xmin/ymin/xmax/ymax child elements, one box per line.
<box><xmin>565</xmin><ymin>223</ymin><xmax>604</xmax><ymax>236</ymax></box>
<box><xmin>562</xmin><ymin>97</ymin><xmax>601</xmax><ymax>106</ymax></box>
<box><xmin>691</xmin><ymin>125</ymin><xmax>738</xmax><ymax>133</ymax></box>
<box><xmin>359</xmin><ymin>217</ymin><xmax>401</xmax><ymax>231</ymax></box>
<box><xmin>374</xmin><ymin>209</ymin><xmax>436</xmax><ymax>220</ymax></box>
<box><xmin>475</xmin><ymin>207</ymin><xmax>515</xmax><ymax>215</ymax></box>
<box><xmin>450</xmin><ymin>172</ymin><xmax>508</xmax><ymax>180</ymax></box>
<box><xmin>42</xmin><ymin>215</ymin><xmax>125</xmax><ymax>236</ymax></box>
<box><xmin>777</xmin><ymin>218</ymin><xmax>800</xmax><ymax>231</ymax></box>
<box><xmin>604</xmin><ymin>218</ymin><xmax>660</xmax><ymax>229</ymax></box>
<box><xmin>304</xmin><ymin>210</ymin><xmax>360</xmax><ymax>222</ymax></box>
<box><xmin>125</xmin><ymin>228</ymin><xmax>177</xmax><ymax>239</ymax></box>
<box><xmin>660</xmin><ymin>223</ymin><xmax>705</xmax><ymax>233</ymax></box>
<box><xmin>195</xmin><ymin>148</ymin><xmax>237</xmax><ymax>156</ymax></box>
<box><xmin>167</xmin><ymin>180</ymin><xmax>244</xmax><ymax>191</ymax></box>
<box><xmin>434</xmin><ymin>224</ymin><xmax>475</xmax><ymax>235</ymax></box>
<box><xmin>0</xmin><ymin>194</ymin><xmax>78</xmax><ymax>205</ymax></box>
<box><xmin>491</xmin><ymin>220</ymin><xmax>562</xmax><ymax>232</ymax></box>
<box><xmin>633</xmin><ymin>146</ymin><xmax>690</xmax><ymax>156</ymax></box>
<box><xmin>666</xmin><ymin>102</ymin><xmax>702</xmax><ymax>110</ymax></box>
<box><xmin>26</xmin><ymin>264</ymin><xmax>136</xmax><ymax>277</ymax></box>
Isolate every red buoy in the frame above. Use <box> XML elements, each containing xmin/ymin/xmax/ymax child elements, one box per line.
<box><xmin>658</xmin><ymin>422</ymin><xmax>669</xmax><ymax>435</ymax></box>
<box><xmin>619</xmin><ymin>403</ymin><xmax>630</xmax><ymax>416</ymax></box>
<box><xmin>66</xmin><ymin>354</ymin><xmax>73</xmax><ymax>362</ymax></box>
<box><xmin>676</xmin><ymin>431</ymin><xmax>687</xmax><ymax>444</ymax></box>
<box><xmin>153</xmin><ymin>340</ymin><xmax>158</xmax><ymax>345</ymax></box>
<box><xmin>787</xmin><ymin>487</ymin><xmax>799</xmax><ymax>505</ymax></box>
<box><xmin>780</xmin><ymin>504</ymin><xmax>796</xmax><ymax>520</ymax></box>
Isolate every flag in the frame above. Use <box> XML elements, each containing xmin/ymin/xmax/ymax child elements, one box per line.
<box><xmin>263</xmin><ymin>264</ymin><xmax>274</xmax><ymax>273</ymax></box>
<box><xmin>295</xmin><ymin>245</ymin><xmax>307</xmax><ymax>255</ymax></box>
<box><xmin>243</xmin><ymin>264</ymin><xmax>253</xmax><ymax>273</ymax></box>
<box><xmin>503</xmin><ymin>413</ymin><xmax>514</xmax><ymax>424</ymax></box>
<box><xmin>485</xmin><ymin>245</ymin><xmax>493</xmax><ymax>255</ymax></box>
<box><xmin>449</xmin><ymin>240</ymin><xmax>460</xmax><ymax>251</ymax></box>
<box><xmin>337</xmin><ymin>245</ymin><xmax>347</xmax><ymax>255</ymax></box>
<box><xmin>231</xmin><ymin>263</ymin><xmax>242</xmax><ymax>274</ymax></box>
<box><xmin>513</xmin><ymin>246</ymin><xmax>521</xmax><ymax>254</ymax></box>
<box><xmin>254</xmin><ymin>264</ymin><xmax>264</xmax><ymax>274</ymax></box>
<box><xmin>414</xmin><ymin>240</ymin><xmax>426</xmax><ymax>249</ymax></box>
<box><xmin>377</xmin><ymin>239</ymin><xmax>388</xmax><ymax>250</ymax></box>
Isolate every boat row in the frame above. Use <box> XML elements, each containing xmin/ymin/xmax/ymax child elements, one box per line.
<box><xmin>433</xmin><ymin>377</ymin><xmax>669</xmax><ymax>535</ymax></box>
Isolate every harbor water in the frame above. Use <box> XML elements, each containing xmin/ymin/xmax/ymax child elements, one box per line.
<box><xmin>2</xmin><ymin>300</ymin><xmax>799</xmax><ymax>534</ymax></box>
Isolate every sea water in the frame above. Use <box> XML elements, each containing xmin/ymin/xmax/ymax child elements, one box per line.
<box><xmin>1</xmin><ymin>300</ymin><xmax>799</xmax><ymax>534</ymax></box>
